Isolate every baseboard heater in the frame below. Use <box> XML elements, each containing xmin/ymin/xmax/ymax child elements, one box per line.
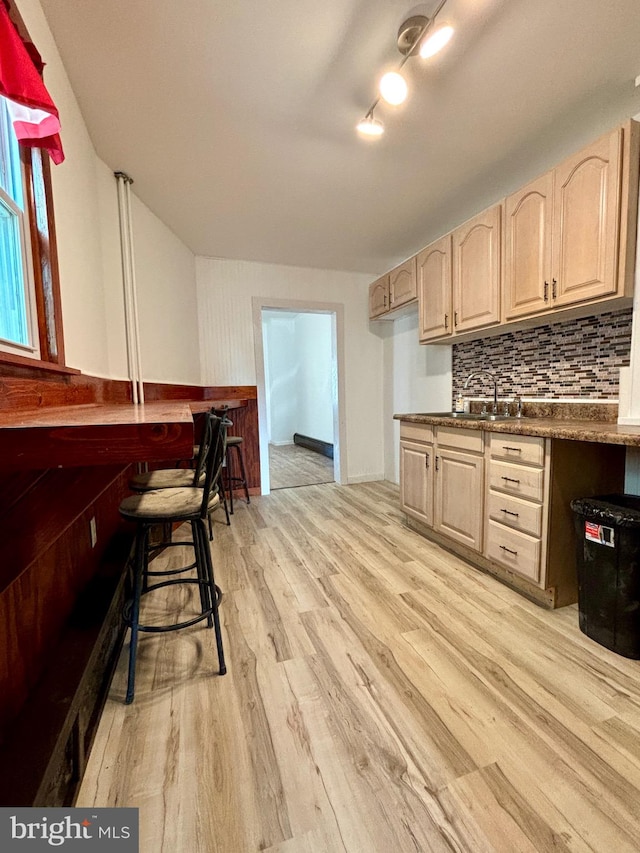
<box><xmin>293</xmin><ymin>433</ymin><xmax>334</xmax><ymax>459</ymax></box>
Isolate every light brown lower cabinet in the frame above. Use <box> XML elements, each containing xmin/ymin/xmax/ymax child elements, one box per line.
<box><xmin>400</xmin><ymin>424</ymin><xmax>484</xmax><ymax>551</ymax></box>
<box><xmin>399</xmin><ymin>420</ymin><xmax>626</xmax><ymax>608</ymax></box>
<box><xmin>434</xmin><ymin>427</ymin><xmax>484</xmax><ymax>551</ymax></box>
<box><xmin>399</xmin><ymin>423</ymin><xmax>434</xmax><ymax>526</ymax></box>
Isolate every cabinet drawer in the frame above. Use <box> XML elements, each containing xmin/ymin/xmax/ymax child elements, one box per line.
<box><xmin>400</xmin><ymin>422</ymin><xmax>434</xmax><ymax>444</ymax></box>
<box><xmin>436</xmin><ymin>426</ymin><xmax>483</xmax><ymax>453</ymax></box>
<box><xmin>489</xmin><ymin>460</ymin><xmax>544</xmax><ymax>502</ymax></box>
<box><xmin>486</xmin><ymin>520</ymin><xmax>541</xmax><ymax>583</ymax></box>
<box><xmin>488</xmin><ymin>490</ymin><xmax>543</xmax><ymax>537</ymax></box>
<box><xmin>489</xmin><ymin>433</ymin><xmax>545</xmax><ymax>467</ymax></box>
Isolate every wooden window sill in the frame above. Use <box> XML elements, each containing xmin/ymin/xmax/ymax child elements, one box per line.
<box><xmin>0</xmin><ymin>350</ymin><xmax>80</xmax><ymax>376</ymax></box>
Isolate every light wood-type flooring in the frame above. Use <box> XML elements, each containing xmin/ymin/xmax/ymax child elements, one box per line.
<box><xmin>269</xmin><ymin>443</ymin><xmax>334</xmax><ymax>490</ymax></box>
<box><xmin>78</xmin><ymin>482</ymin><xmax>640</xmax><ymax>852</ymax></box>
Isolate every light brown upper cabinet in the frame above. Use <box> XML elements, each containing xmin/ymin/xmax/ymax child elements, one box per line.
<box><xmin>452</xmin><ymin>204</ymin><xmax>501</xmax><ymax>334</ymax></box>
<box><xmin>418</xmin><ymin>234</ymin><xmax>452</xmax><ymax>342</ymax></box>
<box><xmin>389</xmin><ymin>257</ymin><xmax>417</xmax><ymax>310</ymax></box>
<box><xmin>504</xmin><ymin>172</ymin><xmax>554</xmax><ymax>320</ymax></box>
<box><xmin>504</xmin><ymin>122</ymin><xmax>639</xmax><ymax>320</ymax></box>
<box><xmin>552</xmin><ymin>127</ymin><xmax>622</xmax><ymax>307</ymax></box>
<box><xmin>368</xmin><ymin>275</ymin><xmax>390</xmax><ymax>319</ymax></box>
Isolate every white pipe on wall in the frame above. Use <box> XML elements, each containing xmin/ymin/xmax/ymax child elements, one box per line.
<box><xmin>115</xmin><ymin>171</ymin><xmax>144</xmax><ymax>404</ymax></box>
<box><xmin>124</xmin><ymin>180</ymin><xmax>144</xmax><ymax>405</ymax></box>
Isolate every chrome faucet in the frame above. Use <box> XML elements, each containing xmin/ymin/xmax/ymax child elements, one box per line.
<box><xmin>463</xmin><ymin>370</ymin><xmax>498</xmax><ymax>413</ymax></box>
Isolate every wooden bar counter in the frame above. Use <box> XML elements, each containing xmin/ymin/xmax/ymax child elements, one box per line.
<box><xmin>0</xmin><ymin>367</ymin><xmax>258</xmax><ymax>807</ymax></box>
<box><xmin>0</xmin><ymin>398</ymin><xmax>247</xmax><ymax>469</ymax></box>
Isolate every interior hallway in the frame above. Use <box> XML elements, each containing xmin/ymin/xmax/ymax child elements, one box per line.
<box><xmin>269</xmin><ymin>443</ymin><xmax>334</xmax><ymax>490</ymax></box>
<box><xmin>78</xmin><ymin>482</ymin><xmax>640</xmax><ymax>852</ymax></box>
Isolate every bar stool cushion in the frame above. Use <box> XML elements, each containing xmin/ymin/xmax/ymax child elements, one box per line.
<box><xmin>120</xmin><ymin>488</ymin><xmax>220</xmax><ymax>522</ymax></box>
<box><xmin>130</xmin><ymin>469</ymin><xmax>204</xmax><ymax>490</ymax></box>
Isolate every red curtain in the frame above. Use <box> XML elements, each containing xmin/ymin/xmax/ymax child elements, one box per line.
<box><xmin>0</xmin><ymin>1</ymin><xmax>64</xmax><ymax>164</ymax></box>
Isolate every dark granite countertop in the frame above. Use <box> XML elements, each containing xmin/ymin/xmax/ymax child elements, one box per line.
<box><xmin>394</xmin><ymin>403</ymin><xmax>640</xmax><ymax>448</ymax></box>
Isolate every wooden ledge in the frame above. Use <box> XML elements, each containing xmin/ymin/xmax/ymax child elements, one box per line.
<box><xmin>0</xmin><ymin>399</ymin><xmax>249</xmax><ymax>470</ymax></box>
<box><xmin>0</xmin><ymin>350</ymin><xmax>81</xmax><ymax>377</ymax></box>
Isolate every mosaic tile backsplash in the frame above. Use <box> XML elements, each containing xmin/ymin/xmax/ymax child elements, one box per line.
<box><xmin>452</xmin><ymin>308</ymin><xmax>632</xmax><ymax>402</ymax></box>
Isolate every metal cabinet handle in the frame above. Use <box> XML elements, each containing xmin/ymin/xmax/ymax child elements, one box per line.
<box><xmin>502</xmin><ymin>446</ymin><xmax>522</xmax><ymax>452</ymax></box>
<box><xmin>444</xmin><ymin>313</ymin><xmax>448</xmax><ymax>329</ymax></box>
<box><xmin>501</xmin><ymin>476</ymin><xmax>520</xmax><ymax>484</ymax></box>
<box><xmin>435</xmin><ymin>456</ymin><xmax>440</xmax><ymax>471</ymax></box>
<box><xmin>499</xmin><ymin>545</ymin><xmax>518</xmax><ymax>556</ymax></box>
<box><xmin>425</xmin><ymin>452</ymin><xmax>429</xmax><ymax>469</ymax></box>
<box><xmin>543</xmin><ymin>281</ymin><xmax>549</xmax><ymax>302</ymax></box>
<box><xmin>384</xmin><ymin>293</ymin><xmax>387</xmax><ymax>307</ymax></box>
<box><xmin>454</xmin><ymin>311</ymin><xmax>458</xmax><ymax>327</ymax></box>
<box><xmin>500</xmin><ymin>508</ymin><xmax>520</xmax><ymax>517</ymax></box>
<box><xmin>552</xmin><ymin>278</ymin><xmax>557</xmax><ymax>299</ymax></box>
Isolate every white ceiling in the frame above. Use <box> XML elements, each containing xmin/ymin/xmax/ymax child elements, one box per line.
<box><xmin>39</xmin><ymin>0</ymin><xmax>640</xmax><ymax>274</ymax></box>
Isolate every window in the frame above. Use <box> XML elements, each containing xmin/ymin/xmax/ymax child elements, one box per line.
<box><xmin>0</xmin><ymin>0</ymin><xmax>64</xmax><ymax>368</ymax></box>
<box><xmin>0</xmin><ymin>94</ymin><xmax>39</xmax><ymax>358</ymax></box>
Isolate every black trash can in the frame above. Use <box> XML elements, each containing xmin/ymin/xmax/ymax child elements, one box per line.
<box><xmin>570</xmin><ymin>494</ymin><xmax>640</xmax><ymax>659</ymax></box>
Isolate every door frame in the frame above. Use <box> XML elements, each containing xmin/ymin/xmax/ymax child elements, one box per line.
<box><xmin>252</xmin><ymin>296</ymin><xmax>347</xmax><ymax>494</ymax></box>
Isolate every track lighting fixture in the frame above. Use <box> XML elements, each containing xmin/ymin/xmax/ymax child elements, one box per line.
<box><xmin>356</xmin><ymin>113</ymin><xmax>385</xmax><ymax>137</ymax></box>
<box><xmin>356</xmin><ymin>1</ymin><xmax>454</xmax><ymax>138</ymax></box>
<box><xmin>379</xmin><ymin>70</ymin><xmax>408</xmax><ymax>106</ymax></box>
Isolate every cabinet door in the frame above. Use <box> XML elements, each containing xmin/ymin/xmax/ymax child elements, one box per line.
<box><xmin>504</xmin><ymin>172</ymin><xmax>553</xmax><ymax>320</ymax></box>
<box><xmin>400</xmin><ymin>441</ymin><xmax>433</xmax><ymax>526</ymax></box>
<box><xmin>435</xmin><ymin>447</ymin><xmax>483</xmax><ymax>551</ymax></box>
<box><xmin>452</xmin><ymin>205</ymin><xmax>501</xmax><ymax>333</ymax></box>
<box><xmin>552</xmin><ymin>127</ymin><xmax>622</xmax><ymax>307</ymax></box>
<box><xmin>369</xmin><ymin>276</ymin><xmax>390</xmax><ymax>318</ymax></box>
<box><xmin>389</xmin><ymin>258</ymin><xmax>417</xmax><ymax>309</ymax></box>
<box><xmin>417</xmin><ymin>235</ymin><xmax>452</xmax><ymax>342</ymax></box>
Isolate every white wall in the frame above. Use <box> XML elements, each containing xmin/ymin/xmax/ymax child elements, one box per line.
<box><xmin>262</xmin><ymin>311</ymin><xmax>334</xmax><ymax>446</ymax></box>
<box><xmin>263</xmin><ymin>311</ymin><xmax>298</xmax><ymax>444</ymax></box>
<box><xmin>196</xmin><ymin>257</ymin><xmax>382</xmax><ymax>482</ymax></box>
<box><xmin>96</xmin><ymin>157</ymin><xmax>128</xmax><ymax>379</ymax></box>
<box><xmin>16</xmin><ymin>0</ymin><xmax>201</xmax><ymax>383</ymax></box>
<box><xmin>382</xmin><ymin>312</ymin><xmax>452</xmax><ymax>483</ymax></box>
<box><xmin>295</xmin><ymin>312</ymin><xmax>334</xmax><ymax>444</ymax></box>
<box><xmin>131</xmin><ymin>195</ymin><xmax>200</xmax><ymax>384</ymax></box>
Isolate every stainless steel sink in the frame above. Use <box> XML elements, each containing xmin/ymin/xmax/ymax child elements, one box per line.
<box><xmin>417</xmin><ymin>412</ymin><xmax>517</xmax><ymax>422</ymax></box>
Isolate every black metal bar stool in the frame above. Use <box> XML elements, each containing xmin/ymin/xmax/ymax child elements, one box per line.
<box><xmin>131</xmin><ymin>411</ymin><xmax>230</xmax><ymax>533</ymax></box>
<box><xmin>224</xmin><ymin>435</ymin><xmax>250</xmax><ymax>515</ymax></box>
<box><xmin>118</xmin><ymin>412</ymin><xmax>228</xmax><ymax>704</ymax></box>
<box><xmin>213</xmin><ymin>406</ymin><xmax>250</xmax><ymax>515</ymax></box>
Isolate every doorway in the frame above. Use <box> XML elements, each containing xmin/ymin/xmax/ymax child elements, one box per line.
<box><xmin>252</xmin><ymin>297</ymin><xmax>346</xmax><ymax>494</ymax></box>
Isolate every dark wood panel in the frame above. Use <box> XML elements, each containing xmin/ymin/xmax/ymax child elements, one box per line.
<box><xmin>0</xmin><ymin>467</ymin><xmax>132</xmax><ymax>741</ymax></box>
<box><xmin>143</xmin><ymin>382</ymin><xmax>257</xmax><ymax>402</ymax></box>
<box><xmin>0</xmin><ymin>470</ymin><xmax>45</xmax><ymax>513</ymax></box>
<box><xmin>0</xmin><ymin>420</ymin><xmax>194</xmax><ymax>469</ymax></box>
<box><xmin>225</xmin><ymin>398</ymin><xmax>260</xmax><ymax>490</ymax></box>
<box><xmin>0</xmin><ymin>372</ymin><xmax>131</xmax><ymax>410</ymax></box>
<box><xmin>0</xmin><ymin>528</ymin><xmax>131</xmax><ymax>806</ymax></box>
<box><xmin>0</xmin><ymin>465</ymin><xmax>130</xmax><ymax>595</ymax></box>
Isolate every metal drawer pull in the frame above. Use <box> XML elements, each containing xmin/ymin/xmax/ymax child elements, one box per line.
<box><xmin>425</xmin><ymin>453</ymin><xmax>429</xmax><ymax>469</ymax></box>
<box><xmin>501</xmin><ymin>476</ymin><xmax>520</xmax><ymax>484</ymax></box>
<box><xmin>500</xmin><ymin>508</ymin><xmax>519</xmax><ymax>517</ymax></box>
<box><xmin>502</xmin><ymin>446</ymin><xmax>522</xmax><ymax>452</ymax></box>
<box><xmin>499</xmin><ymin>545</ymin><xmax>518</xmax><ymax>556</ymax></box>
